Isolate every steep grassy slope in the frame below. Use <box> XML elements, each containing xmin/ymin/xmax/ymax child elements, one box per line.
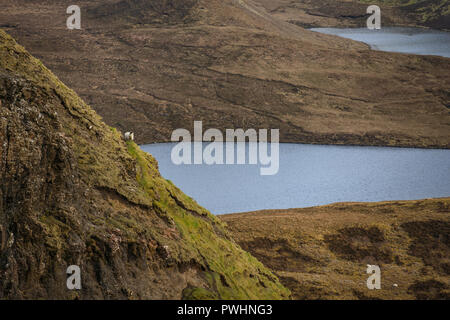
<box><xmin>222</xmin><ymin>198</ymin><xmax>450</xmax><ymax>300</ymax></box>
<box><xmin>1</xmin><ymin>0</ymin><xmax>449</xmax><ymax>148</ymax></box>
<box><xmin>0</xmin><ymin>30</ymin><xmax>290</xmax><ymax>299</ymax></box>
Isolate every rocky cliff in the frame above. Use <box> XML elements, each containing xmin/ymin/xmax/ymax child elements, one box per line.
<box><xmin>0</xmin><ymin>30</ymin><xmax>290</xmax><ymax>299</ymax></box>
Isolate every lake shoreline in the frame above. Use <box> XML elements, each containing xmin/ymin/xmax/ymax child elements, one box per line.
<box><xmin>310</xmin><ymin>27</ymin><xmax>450</xmax><ymax>58</ymax></box>
<box><xmin>220</xmin><ymin>196</ymin><xmax>450</xmax><ymax>216</ymax></box>
<box><xmin>142</xmin><ymin>140</ymin><xmax>450</xmax><ymax>150</ymax></box>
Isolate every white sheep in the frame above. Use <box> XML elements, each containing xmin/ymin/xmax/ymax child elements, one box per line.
<box><xmin>124</xmin><ymin>132</ymin><xmax>135</xmax><ymax>141</ymax></box>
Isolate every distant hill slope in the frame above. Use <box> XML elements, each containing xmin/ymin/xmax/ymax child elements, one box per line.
<box><xmin>0</xmin><ymin>30</ymin><xmax>289</xmax><ymax>300</ymax></box>
<box><xmin>264</xmin><ymin>0</ymin><xmax>450</xmax><ymax>30</ymax></box>
<box><xmin>221</xmin><ymin>198</ymin><xmax>450</xmax><ymax>300</ymax></box>
<box><xmin>1</xmin><ymin>0</ymin><xmax>449</xmax><ymax>148</ymax></box>
<box><xmin>88</xmin><ymin>0</ymin><xmax>199</xmax><ymax>25</ymax></box>
<box><xmin>361</xmin><ymin>0</ymin><xmax>450</xmax><ymax>29</ymax></box>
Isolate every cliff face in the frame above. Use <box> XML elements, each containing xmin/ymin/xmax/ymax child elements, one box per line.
<box><xmin>0</xmin><ymin>30</ymin><xmax>289</xmax><ymax>300</ymax></box>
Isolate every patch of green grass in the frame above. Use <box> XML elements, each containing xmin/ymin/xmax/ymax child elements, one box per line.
<box><xmin>38</xmin><ymin>213</ymin><xmax>71</xmax><ymax>254</ymax></box>
<box><xmin>125</xmin><ymin>141</ymin><xmax>290</xmax><ymax>299</ymax></box>
<box><xmin>182</xmin><ymin>287</ymin><xmax>218</xmax><ymax>300</ymax></box>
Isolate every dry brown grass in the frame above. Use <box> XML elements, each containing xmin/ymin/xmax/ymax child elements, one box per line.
<box><xmin>221</xmin><ymin>198</ymin><xmax>450</xmax><ymax>299</ymax></box>
<box><xmin>1</xmin><ymin>0</ymin><xmax>449</xmax><ymax>148</ymax></box>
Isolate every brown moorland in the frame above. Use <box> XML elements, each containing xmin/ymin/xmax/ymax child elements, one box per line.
<box><xmin>221</xmin><ymin>198</ymin><xmax>450</xmax><ymax>300</ymax></box>
<box><xmin>1</xmin><ymin>0</ymin><xmax>449</xmax><ymax>147</ymax></box>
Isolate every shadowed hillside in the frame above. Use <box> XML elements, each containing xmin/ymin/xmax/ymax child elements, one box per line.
<box><xmin>263</xmin><ymin>0</ymin><xmax>450</xmax><ymax>30</ymax></box>
<box><xmin>0</xmin><ymin>30</ymin><xmax>290</xmax><ymax>300</ymax></box>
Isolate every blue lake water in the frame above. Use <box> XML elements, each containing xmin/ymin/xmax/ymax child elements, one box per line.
<box><xmin>141</xmin><ymin>143</ymin><xmax>450</xmax><ymax>214</ymax></box>
<box><xmin>310</xmin><ymin>27</ymin><xmax>450</xmax><ymax>58</ymax></box>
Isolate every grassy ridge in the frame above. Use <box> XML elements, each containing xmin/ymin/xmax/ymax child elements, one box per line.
<box><xmin>126</xmin><ymin>141</ymin><xmax>289</xmax><ymax>299</ymax></box>
<box><xmin>0</xmin><ymin>29</ymin><xmax>290</xmax><ymax>299</ymax></box>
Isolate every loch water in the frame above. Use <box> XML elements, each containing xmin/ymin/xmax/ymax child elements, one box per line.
<box><xmin>310</xmin><ymin>27</ymin><xmax>450</xmax><ymax>58</ymax></box>
<box><xmin>141</xmin><ymin>143</ymin><xmax>450</xmax><ymax>214</ymax></box>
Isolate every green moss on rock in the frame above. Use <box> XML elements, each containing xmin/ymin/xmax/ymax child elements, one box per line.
<box><xmin>0</xmin><ymin>29</ymin><xmax>290</xmax><ymax>300</ymax></box>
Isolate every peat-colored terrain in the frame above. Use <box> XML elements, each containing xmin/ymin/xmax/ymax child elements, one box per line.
<box><xmin>263</xmin><ymin>0</ymin><xmax>450</xmax><ymax>30</ymax></box>
<box><xmin>221</xmin><ymin>198</ymin><xmax>450</xmax><ymax>300</ymax></box>
<box><xmin>1</xmin><ymin>0</ymin><xmax>449</xmax><ymax>147</ymax></box>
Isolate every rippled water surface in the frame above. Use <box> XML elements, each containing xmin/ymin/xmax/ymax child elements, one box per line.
<box><xmin>141</xmin><ymin>143</ymin><xmax>450</xmax><ymax>214</ymax></box>
<box><xmin>310</xmin><ymin>27</ymin><xmax>450</xmax><ymax>58</ymax></box>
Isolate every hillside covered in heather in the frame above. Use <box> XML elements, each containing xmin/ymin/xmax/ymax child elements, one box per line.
<box><xmin>1</xmin><ymin>0</ymin><xmax>449</xmax><ymax>148</ymax></box>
